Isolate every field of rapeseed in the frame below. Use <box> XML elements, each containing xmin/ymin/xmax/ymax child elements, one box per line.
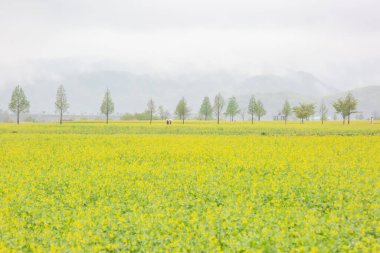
<box><xmin>0</xmin><ymin>121</ymin><xmax>379</xmax><ymax>252</ymax></box>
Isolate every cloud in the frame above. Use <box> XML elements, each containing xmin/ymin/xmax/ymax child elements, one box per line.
<box><xmin>0</xmin><ymin>0</ymin><xmax>380</xmax><ymax>113</ymax></box>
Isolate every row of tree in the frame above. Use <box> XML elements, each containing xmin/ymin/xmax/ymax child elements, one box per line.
<box><xmin>195</xmin><ymin>95</ymin><xmax>266</xmax><ymax>123</ymax></box>
<box><xmin>283</xmin><ymin>93</ymin><xmax>357</xmax><ymax>125</ymax></box>
<box><xmin>180</xmin><ymin>93</ymin><xmax>357</xmax><ymax>125</ymax></box>
<box><xmin>4</xmin><ymin>85</ymin><xmax>358</xmax><ymax>124</ymax></box>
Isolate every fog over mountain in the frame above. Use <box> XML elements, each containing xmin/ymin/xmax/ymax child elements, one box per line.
<box><xmin>0</xmin><ymin>0</ymin><xmax>379</xmax><ymax>118</ymax></box>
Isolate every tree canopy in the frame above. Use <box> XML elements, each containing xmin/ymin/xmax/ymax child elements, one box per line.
<box><xmin>333</xmin><ymin>93</ymin><xmax>357</xmax><ymax>124</ymax></box>
<box><xmin>254</xmin><ymin>99</ymin><xmax>266</xmax><ymax>121</ymax></box>
<box><xmin>55</xmin><ymin>85</ymin><xmax>69</xmax><ymax>124</ymax></box>
<box><xmin>9</xmin><ymin>85</ymin><xmax>30</xmax><ymax>124</ymax></box>
<box><xmin>175</xmin><ymin>97</ymin><xmax>190</xmax><ymax>124</ymax></box>
<box><xmin>293</xmin><ymin>103</ymin><xmax>315</xmax><ymax>123</ymax></box>
<box><xmin>248</xmin><ymin>96</ymin><xmax>256</xmax><ymax>124</ymax></box>
<box><xmin>100</xmin><ymin>89</ymin><xmax>114</xmax><ymax>124</ymax></box>
<box><xmin>319</xmin><ymin>100</ymin><xmax>328</xmax><ymax>124</ymax></box>
<box><xmin>281</xmin><ymin>100</ymin><xmax>292</xmax><ymax>124</ymax></box>
<box><xmin>225</xmin><ymin>96</ymin><xmax>240</xmax><ymax>121</ymax></box>
<box><xmin>199</xmin><ymin>96</ymin><xmax>212</xmax><ymax>120</ymax></box>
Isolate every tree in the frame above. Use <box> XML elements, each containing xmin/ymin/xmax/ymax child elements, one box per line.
<box><xmin>213</xmin><ymin>93</ymin><xmax>225</xmax><ymax>124</ymax></box>
<box><xmin>8</xmin><ymin>85</ymin><xmax>30</xmax><ymax>124</ymax></box>
<box><xmin>248</xmin><ymin>95</ymin><xmax>256</xmax><ymax>124</ymax></box>
<box><xmin>175</xmin><ymin>97</ymin><xmax>190</xmax><ymax>124</ymax></box>
<box><xmin>158</xmin><ymin>105</ymin><xmax>165</xmax><ymax>120</ymax></box>
<box><xmin>293</xmin><ymin>103</ymin><xmax>315</xmax><ymax>123</ymax></box>
<box><xmin>55</xmin><ymin>85</ymin><xmax>69</xmax><ymax>124</ymax></box>
<box><xmin>239</xmin><ymin>108</ymin><xmax>246</xmax><ymax>121</ymax></box>
<box><xmin>225</xmin><ymin>96</ymin><xmax>240</xmax><ymax>121</ymax></box>
<box><xmin>100</xmin><ymin>89</ymin><xmax>114</xmax><ymax>124</ymax></box>
<box><xmin>319</xmin><ymin>101</ymin><xmax>328</xmax><ymax>124</ymax></box>
<box><xmin>254</xmin><ymin>99</ymin><xmax>266</xmax><ymax>121</ymax></box>
<box><xmin>281</xmin><ymin>100</ymin><xmax>292</xmax><ymax>124</ymax></box>
<box><xmin>158</xmin><ymin>105</ymin><xmax>171</xmax><ymax>120</ymax></box>
<box><xmin>199</xmin><ymin>96</ymin><xmax>212</xmax><ymax>120</ymax></box>
<box><xmin>147</xmin><ymin>98</ymin><xmax>155</xmax><ymax>124</ymax></box>
<box><xmin>333</xmin><ymin>93</ymin><xmax>358</xmax><ymax>124</ymax></box>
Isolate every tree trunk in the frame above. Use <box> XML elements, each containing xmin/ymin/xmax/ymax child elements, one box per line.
<box><xmin>285</xmin><ymin>117</ymin><xmax>287</xmax><ymax>124</ymax></box>
<box><xmin>251</xmin><ymin>114</ymin><xmax>253</xmax><ymax>124</ymax></box>
<box><xmin>348</xmin><ymin>114</ymin><xmax>350</xmax><ymax>125</ymax></box>
<box><xmin>150</xmin><ymin>111</ymin><xmax>152</xmax><ymax>124</ymax></box>
<box><xmin>258</xmin><ymin>116</ymin><xmax>260</xmax><ymax>121</ymax></box>
<box><xmin>106</xmin><ymin>113</ymin><xmax>109</xmax><ymax>124</ymax></box>
<box><xmin>17</xmin><ymin>110</ymin><xmax>20</xmax><ymax>124</ymax></box>
<box><xmin>60</xmin><ymin>110</ymin><xmax>63</xmax><ymax>124</ymax></box>
<box><xmin>217</xmin><ymin>112</ymin><xmax>220</xmax><ymax>124</ymax></box>
<box><xmin>182</xmin><ymin>116</ymin><xmax>184</xmax><ymax>124</ymax></box>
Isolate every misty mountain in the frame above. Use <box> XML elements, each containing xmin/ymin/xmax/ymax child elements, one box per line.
<box><xmin>0</xmin><ymin>67</ymin><xmax>378</xmax><ymax>120</ymax></box>
<box><xmin>238</xmin><ymin>71</ymin><xmax>338</xmax><ymax>97</ymax></box>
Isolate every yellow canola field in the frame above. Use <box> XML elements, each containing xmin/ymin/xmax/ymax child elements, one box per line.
<box><xmin>0</xmin><ymin>127</ymin><xmax>379</xmax><ymax>251</ymax></box>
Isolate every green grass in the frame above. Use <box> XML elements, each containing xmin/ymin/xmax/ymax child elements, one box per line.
<box><xmin>0</xmin><ymin>120</ymin><xmax>379</xmax><ymax>136</ymax></box>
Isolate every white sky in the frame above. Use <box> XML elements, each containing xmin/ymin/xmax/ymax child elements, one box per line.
<box><xmin>0</xmin><ymin>0</ymin><xmax>380</xmax><ymax>113</ymax></box>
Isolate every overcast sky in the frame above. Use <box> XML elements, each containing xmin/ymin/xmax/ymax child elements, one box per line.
<box><xmin>0</xmin><ymin>0</ymin><xmax>380</xmax><ymax>113</ymax></box>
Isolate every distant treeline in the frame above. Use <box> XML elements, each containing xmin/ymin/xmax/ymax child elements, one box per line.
<box><xmin>2</xmin><ymin>84</ymin><xmax>376</xmax><ymax>125</ymax></box>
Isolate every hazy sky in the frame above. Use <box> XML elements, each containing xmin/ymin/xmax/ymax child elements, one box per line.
<box><xmin>0</xmin><ymin>0</ymin><xmax>380</xmax><ymax>113</ymax></box>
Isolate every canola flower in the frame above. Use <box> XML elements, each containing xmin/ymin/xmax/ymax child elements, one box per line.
<box><xmin>0</xmin><ymin>121</ymin><xmax>379</xmax><ymax>252</ymax></box>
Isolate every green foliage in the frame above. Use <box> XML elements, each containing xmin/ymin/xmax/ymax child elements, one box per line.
<box><xmin>121</xmin><ymin>111</ymin><xmax>159</xmax><ymax>120</ymax></box>
<box><xmin>281</xmin><ymin>100</ymin><xmax>292</xmax><ymax>123</ymax></box>
<box><xmin>0</xmin><ymin>121</ymin><xmax>379</xmax><ymax>135</ymax></box>
<box><xmin>8</xmin><ymin>85</ymin><xmax>30</xmax><ymax>124</ymax></box>
<box><xmin>293</xmin><ymin>103</ymin><xmax>315</xmax><ymax>123</ymax></box>
<box><xmin>225</xmin><ymin>96</ymin><xmax>240</xmax><ymax>121</ymax></box>
<box><xmin>199</xmin><ymin>96</ymin><xmax>213</xmax><ymax>120</ymax></box>
<box><xmin>55</xmin><ymin>85</ymin><xmax>69</xmax><ymax>124</ymax></box>
<box><xmin>0</xmin><ymin>123</ymin><xmax>378</xmax><ymax>251</ymax></box>
<box><xmin>100</xmin><ymin>89</ymin><xmax>114</xmax><ymax>124</ymax></box>
<box><xmin>333</xmin><ymin>93</ymin><xmax>358</xmax><ymax>124</ymax></box>
<box><xmin>254</xmin><ymin>99</ymin><xmax>266</xmax><ymax>121</ymax></box>
<box><xmin>319</xmin><ymin>101</ymin><xmax>328</xmax><ymax>124</ymax></box>
<box><xmin>175</xmin><ymin>97</ymin><xmax>190</xmax><ymax>124</ymax></box>
<box><xmin>248</xmin><ymin>95</ymin><xmax>256</xmax><ymax>123</ymax></box>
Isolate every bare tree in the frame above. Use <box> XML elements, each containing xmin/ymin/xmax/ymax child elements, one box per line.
<box><xmin>213</xmin><ymin>93</ymin><xmax>225</xmax><ymax>124</ymax></box>
<box><xmin>147</xmin><ymin>98</ymin><xmax>155</xmax><ymax>124</ymax></box>
<box><xmin>158</xmin><ymin>105</ymin><xmax>165</xmax><ymax>120</ymax></box>
<box><xmin>239</xmin><ymin>107</ymin><xmax>246</xmax><ymax>121</ymax></box>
